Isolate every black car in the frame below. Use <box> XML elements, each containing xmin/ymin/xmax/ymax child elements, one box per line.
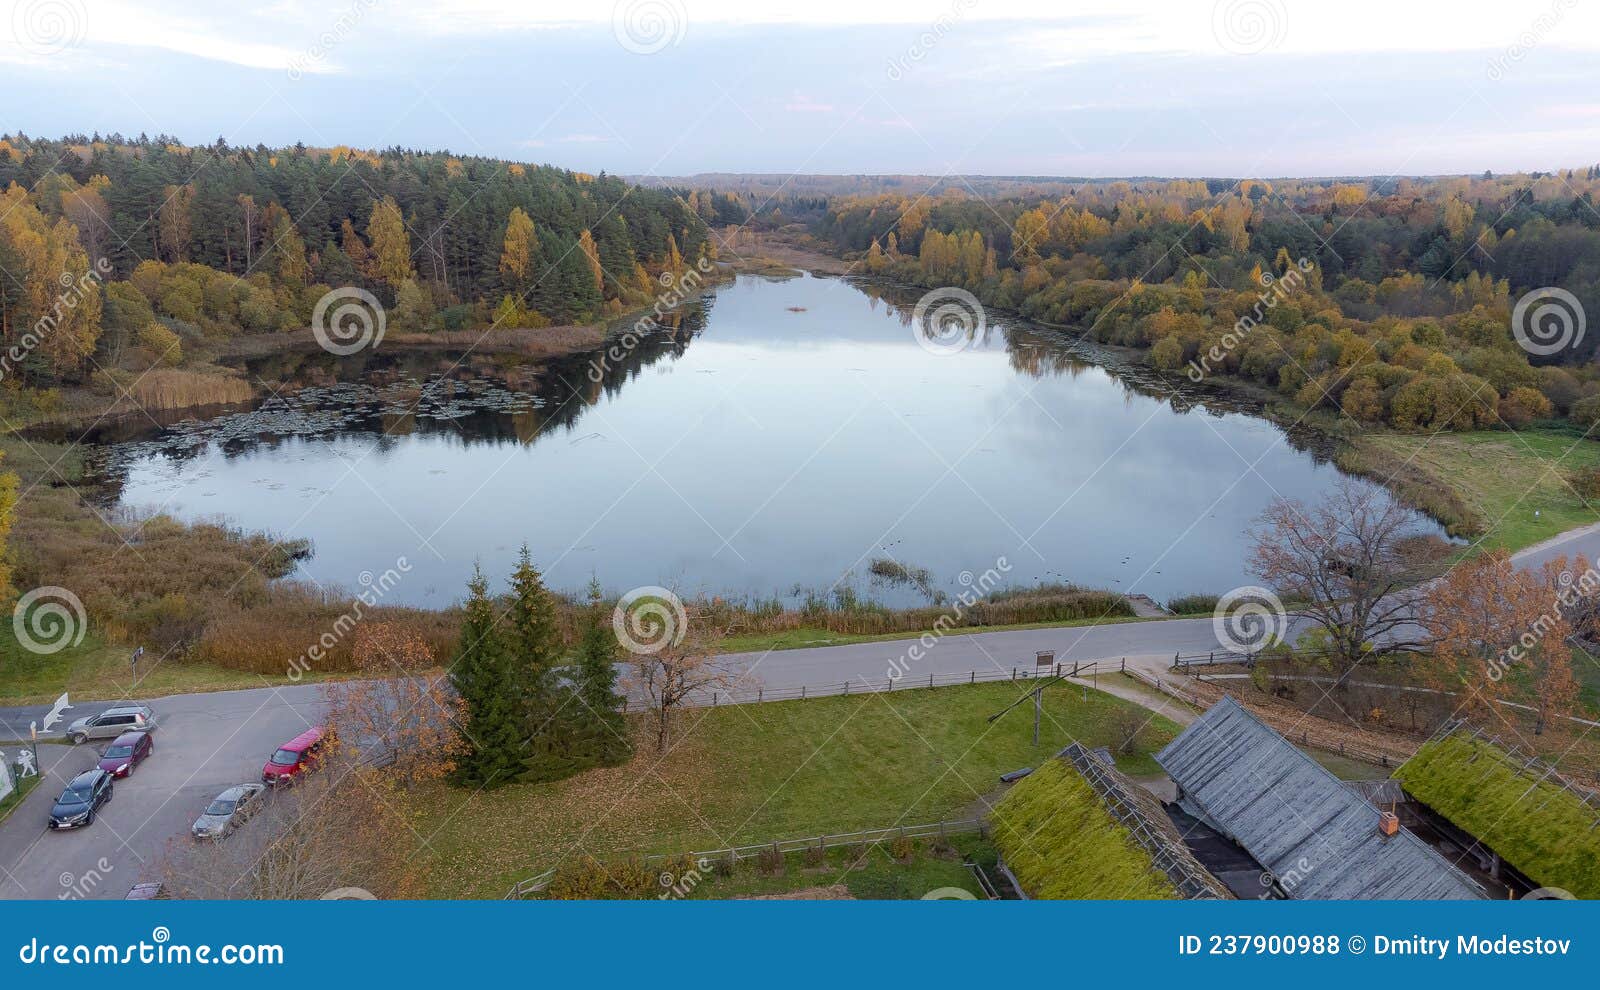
<box><xmin>48</xmin><ymin>769</ymin><xmax>113</xmax><ymax>830</ymax></box>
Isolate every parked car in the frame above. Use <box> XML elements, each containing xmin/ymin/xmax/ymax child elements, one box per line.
<box><xmin>65</xmin><ymin>705</ymin><xmax>157</xmax><ymax>744</ymax></box>
<box><xmin>191</xmin><ymin>783</ymin><xmax>266</xmax><ymax>839</ymax></box>
<box><xmin>48</xmin><ymin>769</ymin><xmax>113</xmax><ymax>830</ymax></box>
<box><xmin>261</xmin><ymin>726</ymin><xmax>330</xmax><ymax>786</ymax></box>
<box><xmin>96</xmin><ymin>731</ymin><xmax>153</xmax><ymax>778</ymax></box>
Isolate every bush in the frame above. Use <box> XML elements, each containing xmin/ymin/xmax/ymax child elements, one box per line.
<box><xmin>1570</xmin><ymin>466</ymin><xmax>1600</xmax><ymax>503</ymax></box>
<box><xmin>802</xmin><ymin>843</ymin><xmax>826</xmax><ymax>868</ymax></box>
<box><xmin>545</xmin><ymin>855</ymin><xmax>610</xmax><ymax>900</ymax></box>
<box><xmin>888</xmin><ymin>834</ymin><xmax>916</xmax><ymax>862</ymax></box>
<box><xmin>1165</xmin><ymin>593</ymin><xmax>1219</xmax><ymax>615</ymax></box>
<box><xmin>755</xmin><ymin>845</ymin><xmax>783</xmax><ymax>877</ymax></box>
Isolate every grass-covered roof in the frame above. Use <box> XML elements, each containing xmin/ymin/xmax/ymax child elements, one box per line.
<box><xmin>1395</xmin><ymin>734</ymin><xmax>1600</xmax><ymax>899</ymax></box>
<box><xmin>990</xmin><ymin>757</ymin><xmax>1178</xmax><ymax>900</ymax></box>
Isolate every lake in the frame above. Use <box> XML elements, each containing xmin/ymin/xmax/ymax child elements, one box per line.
<box><xmin>79</xmin><ymin>272</ymin><xmax>1436</xmax><ymax>608</ymax></box>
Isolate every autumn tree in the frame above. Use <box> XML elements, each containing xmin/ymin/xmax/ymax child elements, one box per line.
<box><xmin>157</xmin><ymin>183</ymin><xmax>194</xmax><ymax>262</ymax></box>
<box><xmin>498</xmin><ymin>206</ymin><xmax>538</xmax><ymax>289</ymax></box>
<box><xmin>321</xmin><ymin>621</ymin><xmax>467</xmax><ymax>788</ymax></box>
<box><xmin>1249</xmin><ymin>478</ymin><xmax>1433</xmax><ymax>680</ymax></box>
<box><xmin>366</xmin><ymin>195</ymin><xmax>414</xmax><ymax>288</ymax></box>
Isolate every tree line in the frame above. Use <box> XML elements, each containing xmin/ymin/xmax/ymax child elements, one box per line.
<box><xmin>0</xmin><ymin>133</ymin><xmax>748</xmax><ymax>386</ymax></box>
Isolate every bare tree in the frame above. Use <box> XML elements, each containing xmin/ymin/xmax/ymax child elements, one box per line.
<box><xmin>1250</xmin><ymin>479</ymin><xmax>1433</xmax><ymax>680</ymax></box>
<box><xmin>619</xmin><ymin>600</ymin><xmax>746</xmax><ymax>752</ymax></box>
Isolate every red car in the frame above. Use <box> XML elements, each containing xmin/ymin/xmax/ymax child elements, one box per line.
<box><xmin>96</xmin><ymin>731</ymin><xmax>153</xmax><ymax>778</ymax></box>
<box><xmin>261</xmin><ymin>726</ymin><xmax>330</xmax><ymax>786</ymax></box>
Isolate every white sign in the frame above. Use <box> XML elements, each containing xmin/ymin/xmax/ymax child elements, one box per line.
<box><xmin>0</xmin><ymin>750</ymin><xmax>12</xmax><ymax>803</ymax></box>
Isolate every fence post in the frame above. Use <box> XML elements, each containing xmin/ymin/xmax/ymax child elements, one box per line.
<box><xmin>1011</xmin><ymin>668</ymin><xmax>1017</xmax><ymax>681</ymax></box>
<box><xmin>844</xmin><ymin>680</ymin><xmax>850</xmax><ymax>695</ymax></box>
<box><xmin>713</xmin><ymin>692</ymin><xmax>718</xmax><ymax>706</ymax></box>
<box><xmin>758</xmin><ymin>688</ymin><xmax>763</xmax><ymax>703</ymax></box>
<box><xmin>929</xmin><ymin>673</ymin><xmax>934</xmax><ymax>688</ymax></box>
<box><xmin>970</xmin><ymin>671</ymin><xmax>975</xmax><ymax>685</ymax></box>
<box><xmin>801</xmin><ymin>685</ymin><xmax>806</xmax><ymax>700</ymax></box>
<box><xmin>887</xmin><ymin>677</ymin><xmax>893</xmax><ymax>691</ymax></box>
<box><xmin>1121</xmin><ymin>657</ymin><xmax>1126</xmax><ymax>673</ymax></box>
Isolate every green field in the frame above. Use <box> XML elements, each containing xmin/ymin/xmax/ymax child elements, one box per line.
<box><xmin>1359</xmin><ymin>428</ymin><xmax>1600</xmax><ymax>551</ymax></box>
<box><xmin>407</xmin><ymin>679</ymin><xmax>1181</xmax><ymax>898</ymax></box>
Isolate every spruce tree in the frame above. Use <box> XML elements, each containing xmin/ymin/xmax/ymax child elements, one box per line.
<box><xmin>504</xmin><ymin>546</ymin><xmax>574</xmax><ymax>782</ymax></box>
<box><xmin>449</xmin><ymin>566</ymin><xmax>524</xmax><ymax>788</ymax></box>
<box><xmin>572</xmin><ymin>578</ymin><xmax>632</xmax><ymax>767</ymax></box>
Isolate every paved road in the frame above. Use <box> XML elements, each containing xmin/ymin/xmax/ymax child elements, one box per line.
<box><xmin>0</xmin><ymin>684</ymin><xmax>326</xmax><ymax>900</ymax></box>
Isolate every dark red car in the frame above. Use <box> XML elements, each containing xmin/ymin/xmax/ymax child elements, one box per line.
<box><xmin>261</xmin><ymin>726</ymin><xmax>330</xmax><ymax>786</ymax></box>
<box><xmin>96</xmin><ymin>731</ymin><xmax>153</xmax><ymax>778</ymax></box>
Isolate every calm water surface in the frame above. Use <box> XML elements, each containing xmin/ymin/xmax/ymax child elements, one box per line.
<box><xmin>85</xmin><ymin>273</ymin><xmax>1437</xmax><ymax>607</ymax></box>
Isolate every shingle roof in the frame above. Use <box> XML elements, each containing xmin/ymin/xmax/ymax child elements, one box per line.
<box><xmin>1155</xmin><ymin>696</ymin><xmax>1482</xmax><ymax>900</ymax></box>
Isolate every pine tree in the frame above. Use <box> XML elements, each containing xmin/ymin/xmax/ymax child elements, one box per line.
<box><xmin>572</xmin><ymin>578</ymin><xmax>632</xmax><ymax>767</ymax></box>
<box><xmin>450</xmin><ymin>566</ymin><xmax>524</xmax><ymax>788</ymax></box>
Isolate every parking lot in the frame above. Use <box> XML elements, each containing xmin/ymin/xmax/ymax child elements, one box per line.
<box><xmin>0</xmin><ymin>684</ymin><xmax>327</xmax><ymax>899</ymax></box>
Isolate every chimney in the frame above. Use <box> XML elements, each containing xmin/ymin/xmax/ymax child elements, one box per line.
<box><xmin>1378</xmin><ymin>812</ymin><xmax>1400</xmax><ymax>836</ymax></box>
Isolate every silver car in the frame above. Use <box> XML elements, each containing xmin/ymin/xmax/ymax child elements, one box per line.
<box><xmin>191</xmin><ymin>783</ymin><xmax>266</xmax><ymax>839</ymax></box>
<box><xmin>66</xmin><ymin>705</ymin><xmax>157</xmax><ymax>744</ymax></box>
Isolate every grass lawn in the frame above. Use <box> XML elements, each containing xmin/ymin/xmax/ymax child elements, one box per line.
<box><xmin>0</xmin><ymin>773</ymin><xmax>41</xmax><ymax>826</ymax></box>
<box><xmin>679</xmin><ymin>834</ymin><xmax>996</xmax><ymax>900</ymax></box>
<box><xmin>710</xmin><ymin>614</ymin><xmax>1158</xmax><ymax>655</ymax></box>
<box><xmin>405</xmin><ymin>680</ymin><xmax>1180</xmax><ymax>898</ymax></box>
<box><xmin>1359</xmin><ymin>428</ymin><xmax>1600</xmax><ymax>552</ymax></box>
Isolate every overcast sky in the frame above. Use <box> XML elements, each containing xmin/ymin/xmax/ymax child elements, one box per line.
<box><xmin>2</xmin><ymin>0</ymin><xmax>1596</xmax><ymax>178</ymax></box>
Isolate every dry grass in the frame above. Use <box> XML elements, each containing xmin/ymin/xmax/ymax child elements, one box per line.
<box><xmin>122</xmin><ymin>368</ymin><xmax>254</xmax><ymax>410</ymax></box>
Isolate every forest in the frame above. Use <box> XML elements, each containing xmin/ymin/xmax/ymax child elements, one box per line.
<box><xmin>0</xmin><ymin>133</ymin><xmax>746</xmax><ymax>391</ymax></box>
<box><xmin>810</xmin><ymin>170</ymin><xmax>1600</xmax><ymax>434</ymax></box>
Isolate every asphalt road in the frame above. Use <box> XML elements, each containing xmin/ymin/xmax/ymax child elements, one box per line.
<box><xmin>0</xmin><ymin>684</ymin><xmax>327</xmax><ymax>900</ymax></box>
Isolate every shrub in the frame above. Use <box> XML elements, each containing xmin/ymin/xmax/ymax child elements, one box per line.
<box><xmin>802</xmin><ymin>843</ymin><xmax>826</xmax><ymax>868</ymax></box>
<box><xmin>545</xmin><ymin>855</ymin><xmax>611</xmax><ymax>900</ymax></box>
<box><xmin>755</xmin><ymin>844</ymin><xmax>783</xmax><ymax>877</ymax></box>
<box><xmin>1165</xmin><ymin>593</ymin><xmax>1219</xmax><ymax>615</ymax></box>
<box><xmin>888</xmin><ymin>834</ymin><xmax>916</xmax><ymax>862</ymax></box>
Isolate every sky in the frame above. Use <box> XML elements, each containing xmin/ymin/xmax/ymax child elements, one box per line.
<box><xmin>2</xmin><ymin>0</ymin><xmax>1597</xmax><ymax>178</ymax></box>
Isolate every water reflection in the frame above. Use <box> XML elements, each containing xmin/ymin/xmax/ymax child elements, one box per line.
<box><xmin>75</xmin><ymin>272</ymin><xmax>1425</xmax><ymax>608</ymax></box>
